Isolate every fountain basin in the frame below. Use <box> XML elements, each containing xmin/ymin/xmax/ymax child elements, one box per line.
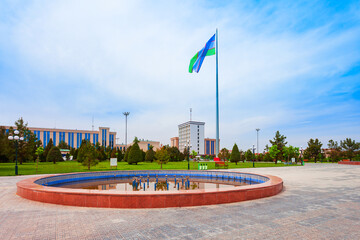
<box><xmin>17</xmin><ymin>170</ymin><xmax>283</xmax><ymax>208</ymax></box>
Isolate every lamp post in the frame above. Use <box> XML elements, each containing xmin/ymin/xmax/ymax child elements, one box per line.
<box><xmin>123</xmin><ymin>112</ymin><xmax>130</xmax><ymax>150</ymax></box>
<box><xmin>8</xmin><ymin>130</ymin><xmax>24</xmax><ymax>175</ymax></box>
<box><xmin>185</xmin><ymin>140</ymin><xmax>191</xmax><ymax>170</ymax></box>
<box><xmin>256</xmin><ymin>128</ymin><xmax>260</xmax><ymax>155</ymax></box>
<box><xmin>252</xmin><ymin>144</ymin><xmax>256</xmax><ymax>168</ymax></box>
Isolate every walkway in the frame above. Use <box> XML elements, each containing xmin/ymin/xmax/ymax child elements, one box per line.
<box><xmin>0</xmin><ymin>163</ymin><xmax>359</xmax><ymax>239</ymax></box>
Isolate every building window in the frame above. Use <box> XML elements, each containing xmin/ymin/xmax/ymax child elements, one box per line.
<box><xmin>77</xmin><ymin>133</ymin><xmax>82</xmax><ymax>148</ymax></box>
<box><xmin>53</xmin><ymin>132</ymin><xmax>56</xmax><ymax>146</ymax></box>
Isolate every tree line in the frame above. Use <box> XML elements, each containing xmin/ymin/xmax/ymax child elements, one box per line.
<box><xmin>219</xmin><ymin>131</ymin><xmax>360</xmax><ymax>164</ymax></box>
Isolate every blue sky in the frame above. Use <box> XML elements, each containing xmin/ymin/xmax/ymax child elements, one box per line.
<box><xmin>0</xmin><ymin>0</ymin><xmax>359</xmax><ymax>151</ymax></box>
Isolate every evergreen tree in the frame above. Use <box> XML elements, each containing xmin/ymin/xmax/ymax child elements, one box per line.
<box><xmin>58</xmin><ymin>141</ymin><xmax>70</xmax><ymax>149</ymax></box>
<box><xmin>306</xmin><ymin>138</ymin><xmax>322</xmax><ymax>162</ymax></box>
<box><xmin>128</xmin><ymin>137</ymin><xmax>142</xmax><ymax>165</ymax></box>
<box><xmin>46</xmin><ymin>146</ymin><xmax>63</xmax><ymax>164</ymax></box>
<box><xmin>116</xmin><ymin>149</ymin><xmax>124</xmax><ymax>162</ymax></box>
<box><xmin>340</xmin><ymin>138</ymin><xmax>360</xmax><ymax>161</ymax></box>
<box><xmin>269</xmin><ymin>131</ymin><xmax>287</xmax><ymax>160</ymax></box>
<box><xmin>77</xmin><ymin>141</ymin><xmax>98</xmax><ymax>170</ymax></box>
<box><xmin>230</xmin><ymin>143</ymin><xmax>241</xmax><ymax>165</ymax></box>
<box><xmin>124</xmin><ymin>146</ymin><xmax>132</xmax><ymax>162</ymax></box>
<box><xmin>145</xmin><ymin>145</ymin><xmax>156</xmax><ymax>162</ymax></box>
<box><xmin>43</xmin><ymin>138</ymin><xmax>54</xmax><ymax>162</ymax></box>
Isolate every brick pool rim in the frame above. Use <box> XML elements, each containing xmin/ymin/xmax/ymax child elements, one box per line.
<box><xmin>17</xmin><ymin>170</ymin><xmax>283</xmax><ymax>208</ymax></box>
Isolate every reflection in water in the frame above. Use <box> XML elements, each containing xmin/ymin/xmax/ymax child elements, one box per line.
<box><xmin>61</xmin><ymin>177</ymin><xmax>249</xmax><ymax>192</ymax></box>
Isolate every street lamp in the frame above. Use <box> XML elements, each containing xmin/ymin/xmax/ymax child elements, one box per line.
<box><xmin>252</xmin><ymin>144</ymin><xmax>256</xmax><ymax>168</ymax></box>
<box><xmin>123</xmin><ymin>112</ymin><xmax>130</xmax><ymax>150</ymax></box>
<box><xmin>256</xmin><ymin>128</ymin><xmax>260</xmax><ymax>155</ymax></box>
<box><xmin>185</xmin><ymin>140</ymin><xmax>192</xmax><ymax>170</ymax></box>
<box><xmin>8</xmin><ymin>130</ymin><xmax>24</xmax><ymax>175</ymax></box>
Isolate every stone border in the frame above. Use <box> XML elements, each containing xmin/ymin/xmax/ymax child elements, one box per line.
<box><xmin>17</xmin><ymin>170</ymin><xmax>283</xmax><ymax>208</ymax></box>
<box><xmin>338</xmin><ymin>161</ymin><xmax>360</xmax><ymax>165</ymax></box>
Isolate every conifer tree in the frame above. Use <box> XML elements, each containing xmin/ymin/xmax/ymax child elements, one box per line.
<box><xmin>230</xmin><ymin>143</ymin><xmax>241</xmax><ymax>165</ymax></box>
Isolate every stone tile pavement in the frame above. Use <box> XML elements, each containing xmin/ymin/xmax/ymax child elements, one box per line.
<box><xmin>0</xmin><ymin>163</ymin><xmax>359</xmax><ymax>239</ymax></box>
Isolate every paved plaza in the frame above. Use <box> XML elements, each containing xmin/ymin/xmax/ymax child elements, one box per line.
<box><xmin>0</xmin><ymin>163</ymin><xmax>359</xmax><ymax>240</ymax></box>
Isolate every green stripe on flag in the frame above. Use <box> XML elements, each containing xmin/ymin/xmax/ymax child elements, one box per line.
<box><xmin>188</xmin><ymin>48</ymin><xmax>215</xmax><ymax>73</ymax></box>
<box><xmin>206</xmin><ymin>48</ymin><xmax>215</xmax><ymax>56</ymax></box>
<box><xmin>189</xmin><ymin>52</ymin><xmax>198</xmax><ymax>73</ymax></box>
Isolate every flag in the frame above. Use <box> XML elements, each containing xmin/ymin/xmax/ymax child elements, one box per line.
<box><xmin>189</xmin><ymin>34</ymin><xmax>216</xmax><ymax>73</ymax></box>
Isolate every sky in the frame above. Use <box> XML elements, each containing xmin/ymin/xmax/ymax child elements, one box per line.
<box><xmin>0</xmin><ymin>0</ymin><xmax>359</xmax><ymax>151</ymax></box>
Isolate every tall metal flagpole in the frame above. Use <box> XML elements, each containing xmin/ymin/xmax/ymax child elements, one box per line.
<box><xmin>216</xmin><ymin>28</ymin><xmax>219</xmax><ymax>157</ymax></box>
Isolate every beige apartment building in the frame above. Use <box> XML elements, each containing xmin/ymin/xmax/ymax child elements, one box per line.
<box><xmin>170</xmin><ymin>137</ymin><xmax>179</xmax><ymax>148</ymax></box>
<box><xmin>116</xmin><ymin>140</ymin><xmax>161</xmax><ymax>152</ymax></box>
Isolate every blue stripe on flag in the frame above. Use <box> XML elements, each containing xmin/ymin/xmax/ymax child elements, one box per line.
<box><xmin>192</xmin><ymin>34</ymin><xmax>215</xmax><ymax>73</ymax></box>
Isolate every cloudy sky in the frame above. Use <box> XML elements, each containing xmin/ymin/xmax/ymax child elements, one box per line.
<box><xmin>1</xmin><ymin>0</ymin><xmax>359</xmax><ymax>151</ymax></box>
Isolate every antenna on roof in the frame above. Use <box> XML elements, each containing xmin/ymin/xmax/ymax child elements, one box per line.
<box><xmin>92</xmin><ymin>116</ymin><xmax>94</xmax><ymax>131</ymax></box>
<box><xmin>190</xmin><ymin>108</ymin><xmax>192</xmax><ymax>121</ymax></box>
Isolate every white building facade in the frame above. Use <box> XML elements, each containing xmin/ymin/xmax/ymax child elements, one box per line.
<box><xmin>178</xmin><ymin>121</ymin><xmax>205</xmax><ymax>155</ymax></box>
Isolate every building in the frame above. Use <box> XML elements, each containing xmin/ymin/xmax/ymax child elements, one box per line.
<box><xmin>2</xmin><ymin>126</ymin><xmax>117</xmax><ymax>149</ymax></box>
<box><xmin>170</xmin><ymin>137</ymin><xmax>179</xmax><ymax>148</ymax></box>
<box><xmin>204</xmin><ymin>138</ymin><xmax>220</xmax><ymax>156</ymax></box>
<box><xmin>178</xmin><ymin>121</ymin><xmax>205</xmax><ymax>155</ymax></box>
<box><xmin>116</xmin><ymin>140</ymin><xmax>160</xmax><ymax>152</ymax></box>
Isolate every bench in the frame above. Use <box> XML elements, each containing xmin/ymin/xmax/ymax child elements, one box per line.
<box><xmin>214</xmin><ymin>157</ymin><xmax>228</xmax><ymax>169</ymax></box>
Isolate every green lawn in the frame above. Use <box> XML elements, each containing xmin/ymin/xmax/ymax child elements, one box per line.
<box><xmin>0</xmin><ymin>160</ymin><xmax>299</xmax><ymax>176</ymax></box>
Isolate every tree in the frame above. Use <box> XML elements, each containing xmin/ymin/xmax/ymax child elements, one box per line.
<box><xmin>145</xmin><ymin>145</ymin><xmax>156</xmax><ymax>162</ymax></box>
<box><xmin>166</xmin><ymin>146</ymin><xmax>181</xmax><ymax>162</ymax></box>
<box><xmin>116</xmin><ymin>148</ymin><xmax>124</xmax><ymax>162</ymax></box>
<box><xmin>0</xmin><ymin>118</ymin><xmax>40</xmax><ymax>164</ymax></box>
<box><xmin>269</xmin><ymin>145</ymin><xmax>280</xmax><ymax>163</ymax></box>
<box><xmin>340</xmin><ymin>138</ymin><xmax>360</xmax><ymax>161</ymax></box>
<box><xmin>269</xmin><ymin>131</ymin><xmax>287</xmax><ymax>161</ymax></box>
<box><xmin>35</xmin><ymin>146</ymin><xmax>44</xmax><ymax>173</ymax></box>
<box><xmin>327</xmin><ymin>140</ymin><xmax>342</xmax><ymax>162</ymax></box>
<box><xmin>155</xmin><ymin>147</ymin><xmax>170</xmax><ymax>169</ymax></box>
<box><xmin>124</xmin><ymin>146</ymin><xmax>132</xmax><ymax>162</ymax></box>
<box><xmin>77</xmin><ymin>141</ymin><xmax>98</xmax><ymax>170</ymax></box>
<box><xmin>218</xmin><ymin>148</ymin><xmax>230</xmax><ymax>160</ymax></box>
<box><xmin>43</xmin><ymin>138</ymin><xmax>54</xmax><ymax>162</ymax></box>
<box><xmin>46</xmin><ymin>146</ymin><xmax>63</xmax><ymax>164</ymax></box>
<box><xmin>244</xmin><ymin>149</ymin><xmax>254</xmax><ymax>162</ymax></box>
<box><xmin>282</xmin><ymin>146</ymin><xmax>299</xmax><ymax>163</ymax></box>
<box><xmin>191</xmin><ymin>150</ymin><xmax>198</xmax><ymax>158</ymax></box>
<box><xmin>306</xmin><ymin>138</ymin><xmax>322</xmax><ymax>162</ymax></box>
<box><xmin>128</xmin><ymin>137</ymin><xmax>142</xmax><ymax>165</ymax></box>
<box><xmin>230</xmin><ymin>143</ymin><xmax>241</xmax><ymax>165</ymax></box>
<box><xmin>58</xmin><ymin>141</ymin><xmax>69</xmax><ymax>149</ymax></box>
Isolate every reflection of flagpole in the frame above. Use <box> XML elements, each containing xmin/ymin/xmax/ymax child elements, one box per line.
<box><xmin>216</xmin><ymin>28</ymin><xmax>219</xmax><ymax>157</ymax></box>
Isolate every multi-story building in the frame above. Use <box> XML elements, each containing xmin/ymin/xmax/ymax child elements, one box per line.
<box><xmin>178</xmin><ymin>121</ymin><xmax>205</xmax><ymax>155</ymax></box>
<box><xmin>204</xmin><ymin>138</ymin><xmax>219</xmax><ymax>156</ymax></box>
<box><xmin>2</xmin><ymin>126</ymin><xmax>116</xmax><ymax>149</ymax></box>
<box><xmin>170</xmin><ymin>137</ymin><xmax>179</xmax><ymax>148</ymax></box>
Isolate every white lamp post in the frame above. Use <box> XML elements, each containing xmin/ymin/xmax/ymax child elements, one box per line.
<box><xmin>8</xmin><ymin>130</ymin><xmax>24</xmax><ymax>175</ymax></box>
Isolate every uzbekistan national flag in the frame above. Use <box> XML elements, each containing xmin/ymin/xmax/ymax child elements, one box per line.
<box><xmin>189</xmin><ymin>34</ymin><xmax>216</xmax><ymax>73</ymax></box>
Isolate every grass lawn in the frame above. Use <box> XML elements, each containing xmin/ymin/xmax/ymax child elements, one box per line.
<box><xmin>0</xmin><ymin>160</ymin><xmax>299</xmax><ymax>176</ymax></box>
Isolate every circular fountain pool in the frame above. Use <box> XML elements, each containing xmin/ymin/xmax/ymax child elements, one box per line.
<box><xmin>17</xmin><ymin>170</ymin><xmax>283</xmax><ymax>208</ymax></box>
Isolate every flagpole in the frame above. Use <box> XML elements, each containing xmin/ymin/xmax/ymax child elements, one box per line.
<box><xmin>215</xmin><ymin>28</ymin><xmax>219</xmax><ymax>157</ymax></box>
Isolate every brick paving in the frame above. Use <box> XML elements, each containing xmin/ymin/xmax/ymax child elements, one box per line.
<box><xmin>0</xmin><ymin>163</ymin><xmax>359</xmax><ymax>239</ymax></box>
